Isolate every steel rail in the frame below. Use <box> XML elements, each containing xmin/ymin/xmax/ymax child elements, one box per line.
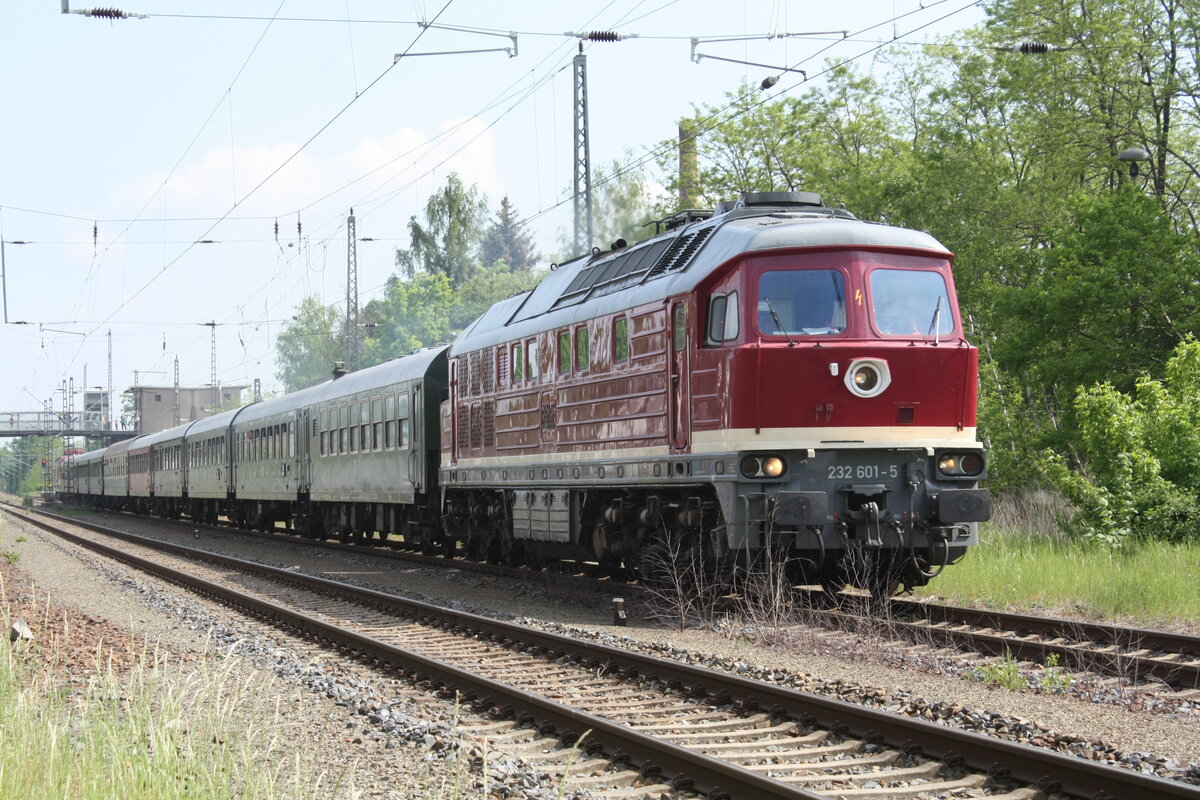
<box><xmin>48</xmin><ymin>503</ymin><xmax>1200</xmax><ymax>688</ymax></box>
<box><xmin>11</xmin><ymin>505</ymin><xmax>1198</xmax><ymax>800</ymax></box>
<box><xmin>892</xmin><ymin>597</ymin><xmax>1200</xmax><ymax>657</ymax></box>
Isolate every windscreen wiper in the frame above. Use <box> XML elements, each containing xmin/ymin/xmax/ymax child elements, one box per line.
<box><xmin>764</xmin><ymin>298</ymin><xmax>796</xmax><ymax>347</ymax></box>
<box><xmin>926</xmin><ymin>296</ymin><xmax>943</xmax><ymax>345</ymax></box>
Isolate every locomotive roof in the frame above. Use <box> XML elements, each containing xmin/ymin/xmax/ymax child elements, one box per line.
<box><xmin>451</xmin><ymin>195</ymin><xmax>951</xmax><ymax>355</ymax></box>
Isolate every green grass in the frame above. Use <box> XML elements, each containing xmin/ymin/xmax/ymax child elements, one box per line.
<box><xmin>915</xmin><ymin>525</ymin><xmax>1200</xmax><ymax>628</ymax></box>
<box><xmin>0</xmin><ymin>640</ymin><xmax>300</xmax><ymax>800</ymax></box>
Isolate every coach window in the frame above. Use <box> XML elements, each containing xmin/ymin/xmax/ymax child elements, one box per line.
<box><xmin>372</xmin><ymin>398</ymin><xmax>383</xmax><ymax>451</ymax></box>
<box><xmin>384</xmin><ymin>395</ymin><xmax>396</xmax><ymax>448</ymax></box>
<box><xmin>558</xmin><ymin>330</ymin><xmax>571</xmax><ymax>373</ymax></box>
<box><xmin>359</xmin><ymin>402</ymin><xmax>370</xmax><ymax>451</ymax></box>
<box><xmin>397</xmin><ymin>391</ymin><xmax>410</xmax><ymax>449</ymax></box>
<box><xmin>527</xmin><ymin>339</ymin><xmax>539</xmax><ymax>380</ymax></box>
<box><xmin>339</xmin><ymin>405</ymin><xmax>349</xmax><ymax>454</ymax></box>
<box><xmin>614</xmin><ymin>317</ymin><xmax>630</xmax><ymax>362</ymax></box>
<box><xmin>511</xmin><ymin>343</ymin><xmax>524</xmax><ymax>382</ymax></box>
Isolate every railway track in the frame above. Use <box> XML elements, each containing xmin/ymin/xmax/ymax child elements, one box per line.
<box><xmin>6</xmin><ymin>504</ymin><xmax>1197</xmax><ymax>800</ymax></box>
<box><xmin>58</xmin><ymin>502</ymin><xmax>1200</xmax><ymax>694</ymax></box>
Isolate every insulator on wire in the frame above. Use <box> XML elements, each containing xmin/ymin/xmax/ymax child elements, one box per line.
<box><xmin>76</xmin><ymin>7</ymin><xmax>145</xmax><ymax>19</ymax></box>
<box><xmin>587</xmin><ymin>31</ymin><xmax>620</xmax><ymax>42</ymax></box>
<box><xmin>998</xmin><ymin>41</ymin><xmax>1060</xmax><ymax>54</ymax></box>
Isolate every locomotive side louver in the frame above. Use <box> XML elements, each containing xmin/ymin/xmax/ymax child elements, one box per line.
<box><xmin>643</xmin><ymin>227</ymin><xmax>714</xmax><ymax>281</ymax></box>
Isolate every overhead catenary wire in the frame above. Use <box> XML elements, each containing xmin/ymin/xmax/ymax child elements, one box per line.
<box><xmin>6</xmin><ymin>1</ymin><xmax>992</xmax><ymax>407</ymax></box>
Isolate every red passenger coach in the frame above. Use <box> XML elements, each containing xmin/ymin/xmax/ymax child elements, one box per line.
<box><xmin>441</xmin><ymin>192</ymin><xmax>989</xmax><ymax>595</ymax></box>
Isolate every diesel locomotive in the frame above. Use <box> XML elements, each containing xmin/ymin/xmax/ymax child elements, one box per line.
<box><xmin>60</xmin><ymin>191</ymin><xmax>989</xmax><ymax>596</ymax></box>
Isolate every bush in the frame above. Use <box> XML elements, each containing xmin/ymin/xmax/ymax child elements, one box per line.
<box><xmin>1041</xmin><ymin>340</ymin><xmax>1200</xmax><ymax>544</ymax></box>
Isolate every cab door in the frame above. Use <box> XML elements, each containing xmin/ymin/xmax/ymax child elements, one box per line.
<box><xmin>668</xmin><ymin>299</ymin><xmax>691</xmax><ymax>451</ymax></box>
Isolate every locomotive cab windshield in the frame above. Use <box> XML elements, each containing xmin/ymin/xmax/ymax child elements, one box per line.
<box><xmin>870</xmin><ymin>268</ymin><xmax>954</xmax><ymax>338</ymax></box>
<box><xmin>756</xmin><ymin>269</ymin><xmax>847</xmax><ymax>337</ymax></box>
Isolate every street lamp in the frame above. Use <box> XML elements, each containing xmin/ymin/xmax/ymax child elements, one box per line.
<box><xmin>1118</xmin><ymin>147</ymin><xmax>1151</xmax><ymax>179</ymax></box>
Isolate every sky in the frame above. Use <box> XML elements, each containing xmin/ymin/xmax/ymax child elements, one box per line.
<box><xmin>0</xmin><ymin>0</ymin><xmax>986</xmax><ymax>423</ymax></box>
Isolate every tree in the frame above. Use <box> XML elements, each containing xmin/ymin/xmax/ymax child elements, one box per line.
<box><xmin>274</xmin><ymin>296</ymin><xmax>343</xmax><ymax>392</ymax></box>
<box><xmin>480</xmin><ymin>196</ymin><xmax>537</xmax><ymax>271</ymax></box>
<box><xmin>555</xmin><ymin>156</ymin><xmax>663</xmax><ymax>260</ymax></box>
<box><xmin>361</xmin><ymin>273</ymin><xmax>456</xmax><ymax>363</ymax></box>
<box><xmin>591</xmin><ymin>157</ymin><xmax>664</xmax><ymax>248</ymax></box>
<box><xmin>395</xmin><ymin>173</ymin><xmax>488</xmax><ymax>287</ymax></box>
<box><xmin>993</xmin><ymin>187</ymin><xmax>1200</xmax><ymax>402</ymax></box>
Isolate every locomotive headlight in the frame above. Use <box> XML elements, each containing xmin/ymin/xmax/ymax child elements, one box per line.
<box><xmin>741</xmin><ymin>455</ymin><xmax>787</xmax><ymax>478</ymax></box>
<box><xmin>843</xmin><ymin>358</ymin><xmax>891</xmax><ymax>398</ymax></box>
<box><xmin>937</xmin><ymin>450</ymin><xmax>986</xmax><ymax>478</ymax></box>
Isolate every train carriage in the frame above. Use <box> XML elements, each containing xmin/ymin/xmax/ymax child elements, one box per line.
<box><xmin>144</xmin><ymin>423</ymin><xmax>192</xmax><ymax>518</ymax></box>
<box><xmin>100</xmin><ymin>435</ymin><xmax>142</xmax><ymax>511</ymax></box>
<box><xmin>441</xmin><ymin>191</ymin><xmax>989</xmax><ymax>593</ymax></box>
<box><xmin>229</xmin><ymin>388</ymin><xmax>314</xmax><ymax>531</ymax></box>
<box><xmin>61</xmin><ymin>449</ymin><xmax>104</xmax><ymax>504</ymax></box>
<box><xmin>127</xmin><ymin>436</ymin><xmax>155</xmax><ymax>512</ymax></box>
<box><xmin>303</xmin><ymin>348</ymin><xmax>447</xmax><ymax>543</ymax></box>
<box><xmin>184</xmin><ymin>408</ymin><xmax>240</xmax><ymax>524</ymax></box>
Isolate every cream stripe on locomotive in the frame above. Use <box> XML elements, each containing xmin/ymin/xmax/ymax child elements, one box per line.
<box><xmin>690</xmin><ymin>426</ymin><xmax>981</xmax><ymax>453</ymax></box>
<box><xmin>443</xmin><ymin>424</ymin><xmax>979</xmax><ymax>471</ymax></box>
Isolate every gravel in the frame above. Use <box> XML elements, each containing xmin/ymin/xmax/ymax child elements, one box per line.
<box><xmin>2</xmin><ymin>507</ymin><xmax>1198</xmax><ymax>795</ymax></box>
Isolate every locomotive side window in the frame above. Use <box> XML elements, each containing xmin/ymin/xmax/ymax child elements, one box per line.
<box><xmin>575</xmin><ymin>326</ymin><xmax>589</xmax><ymax>371</ymax></box>
<box><xmin>527</xmin><ymin>340</ymin><xmax>539</xmax><ymax>379</ymax></box>
<box><xmin>512</xmin><ymin>343</ymin><xmax>524</xmax><ymax>382</ymax></box>
<box><xmin>558</xmin><ymin>331</ymin><xmax>571</xmax><ymax>373</ymax></box>
<box><xmin>707</xmin><ymin>292</ymin><xmax>740</xmax><ymax>343</ymax></box>
<box><xmin>673</xmin><ymin>305</ymin><xmax>687</xmax><ymax>352</ymax></box>
<box><xmin>614</xmin><ymin>317</ymin><xmax>629</xmax><ymax>362</ymax></box>
<box><xmin>869</xmin><ymin>268</ymin><xmax>953</xmax><ymax>337</ymax></box>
